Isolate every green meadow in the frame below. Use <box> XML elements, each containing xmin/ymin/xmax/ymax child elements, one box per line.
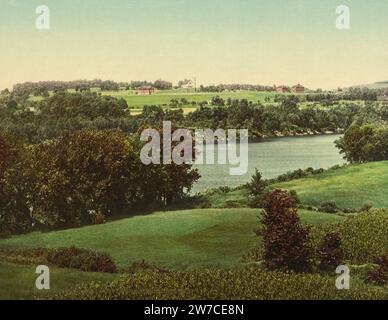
<box><xmin>273</xmin><ymin>161</ymin><xmax>388</xmax><ymax>209</ymax></box>
<box><xmin>0</xmin><ymin>209</ymin><xmax>342</xmax><ymax>270</ymax></box>
<box><xmin>0</xmin><ymin>262</ymin><xmax>116</xmax><ymax>300</ymax></box>
<box><xmin>100</xmin><ymin>89</ymin><xmax>279</xmax><ymax>109</ymax></box>
<box><xmin>0</xmin><ymin>208</ymin><xmax>345</xmax><ymax>300</ymax></box>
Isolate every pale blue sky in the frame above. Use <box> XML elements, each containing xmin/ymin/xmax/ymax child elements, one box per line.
<box><xmin>0</xmin><ymin>0</ymin><xmax>387</xmax><ymax>89</ymax></box>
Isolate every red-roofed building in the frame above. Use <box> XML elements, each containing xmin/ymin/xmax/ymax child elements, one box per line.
<box><xmin>137</xmin><ymin>86</ymin><xmax>155</xmax><ymax>95</ymax></box>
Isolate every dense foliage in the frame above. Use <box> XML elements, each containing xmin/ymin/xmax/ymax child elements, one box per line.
<box><xmin>0</xmin><ymin>131</ymin><xmax>32</xmax><ymax>236</ymax></box>
<box><xmin>10</xmin><ymin>79</ymin><xmax>174</xmax><ymax>96</ymax></box>
<box><xmin>0</xmin><ymin>129</ymin><xmax>199</xmax><ymax>233</ymax></box>
<box><xmin>1</xmin><ymin>89</ymin><xmax>388</xmax><ymax>144</ymax></box>
<box><xmin>335</xmin><ymin>124</ymin><xmax>388</xmax><ymax>163</ymax></box>
<box><xmin>29</xmin><ymin>130</ymin><xmax>140</xmax><ymax>228</ymax></box>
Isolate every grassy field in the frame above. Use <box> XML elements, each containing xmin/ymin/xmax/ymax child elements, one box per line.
<box><xmin>0</xmin><ymin>209</ymin><xmax>343</xmax><ymax>270</ymax></box>
<box><xmin>0</xmin><ymin>262</ymin><xmax>117</xmax><ymax>300</ymax></box>
<box><xmin>30</xmin><ymin>89</ymin><xmax>371</xmax><ymax>115</ymax></box>
<box><xmin>100</xmin><ymin>90</ymin><xmax>279</xmax><ymax>109</ymax></box>
<box><xmin>199</xmin><ymin>161</ymin><xmax>388</xmax><ymax>210</ymax></box>
<box><xmin>273</xmin><ymin>161</ymin><xmax>388</xmax><ymax>209</ymax></box>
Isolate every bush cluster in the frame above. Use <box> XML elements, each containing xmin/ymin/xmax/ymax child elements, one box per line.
<box><xmin>49</xmin><ymin>247</ymin><xmax>117</xmax><ymax>273</ymax></box>
<box><xmin>273</xmin><ymin>167</ymin><xmax>325</xmax><ymax>183</ymax></box>
<box><xmin>367</xmin><ymin>255</ymin><xmax>388</xmax><ymax>286</ymax></box>
<box><xmin>311</xmin><ymin>210</ymin><xmax>388</xmax><ymax>264</ymax></box>
<box><xmin>0</xmin><ymin>247</ymin><xmax>117</xmax><ymax>273</ymax></box>
<box><xmin>318</xmin><ymin>201</ymin><xmax>340</xmax><ymax>214</ymax></box>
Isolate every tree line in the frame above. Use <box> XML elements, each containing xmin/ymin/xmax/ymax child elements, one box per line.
<box><xmin>0</xmin><ymin>129</ymin><xmax>200</xmax><ymax>237</ymax></box>
<box><xmin>7</xmin><ymin>79</ymin><xmax>174</xmax><ymax>98</ymax></box>
<box><xmin>1</xmin><ymin>92</ymin><xmax>388</xmax><ymax>144</ymax></box>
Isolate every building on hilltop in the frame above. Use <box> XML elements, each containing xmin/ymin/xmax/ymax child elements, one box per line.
<box><xmin>292</xmin><ymin>84</ymin><xmax>305</xmax><ymax>93</ymax></box>
<box><xmin>276</xmin><ymin>85</ymin><xmax>291</xmax><ymax>93</ymax></box>
<box><xmin>137</xmin><ymin>86</ymin><xmax>155</xmax><ymax>95</ymax></box>
<box><xmin>180</xmin><ymin>79</ymin><xmax>194</xmax><ymax>89</ymax></box>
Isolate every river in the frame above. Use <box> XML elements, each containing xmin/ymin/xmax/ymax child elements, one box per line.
<box><xmin>192</xmin><ymin>134</ymin><xmax>345</xmax><ymax>193</ymax></box>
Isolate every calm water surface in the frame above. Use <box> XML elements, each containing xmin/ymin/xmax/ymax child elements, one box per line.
<box><xmin>192</xmin><ymin>134</ymin><xmax>345</xmax><ymax>193</ymax></box>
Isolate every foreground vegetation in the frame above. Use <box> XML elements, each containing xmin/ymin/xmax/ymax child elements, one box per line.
<box><xmin>0</xmin><ymin>208</ymin><xmax>386</xmax><ymax>300</ymax></box>
<box><xmin>48</xmin><ymin>267</ymin><xmax>387</xmax><ymax>300</ymax></box>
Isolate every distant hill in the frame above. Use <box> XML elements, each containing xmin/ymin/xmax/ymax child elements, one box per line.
<box><xmin>350</xmin><ymin>81</ymin><xmax>388</xmax><ymax>89</ymax></box>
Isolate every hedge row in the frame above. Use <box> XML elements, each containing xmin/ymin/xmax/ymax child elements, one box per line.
<box><xmin>0</xmin><ymin>247</ymin><xmax>117</xmax><ymax>273</ymax></box>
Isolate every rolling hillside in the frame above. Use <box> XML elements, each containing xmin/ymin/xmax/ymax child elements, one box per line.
<box><xmin>273</xmin><ymin>161</ymin><xmax>388</xmax><ymax>209</ymax></box>
<box><xmin>0</xmin><ymin>209</ymin><xmax>342</xmax><ymax>270</ymax></box>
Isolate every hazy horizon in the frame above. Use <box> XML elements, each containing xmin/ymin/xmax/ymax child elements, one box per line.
<box><xmin>2</xmin><ymin>77</ymin><xmax>388</xmax><ymax>92</ymax></box>
<box><xmin>1</xmin><ymin>0</ymin><xmax>387</xmax><ymax>90</ymax></box>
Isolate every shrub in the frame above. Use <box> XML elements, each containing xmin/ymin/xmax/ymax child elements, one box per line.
<box><xmin>247</xmin><ymin>169</ymin><xmax>267</xmax><ymax>197</ymax></box>
<box><xmin>257</xmin><ymin>189</ymin><xmax>312</xmax><ymax>272</ymax></box>
<box><xmin>367</xmin><ymin>255</ymin><xmax>388</xmax><ymax>286</ymax></box>
<box><xmin>68</xmin><ymin>252</ymin><xmax>117</xmax><ymax>273</ymax></box>
<box><xmin>47</xmin><ymin>247</ymin><xmax>87</xmax><ymax>268</ymax></box>
<box><xmin>218</xmin><ymin>186</ymin><xmax>231</xmax><ymax>193</ymax></box>
<box><xmin>319</xmin><ymin>232</ymin><xmax>344</xmax><ymax>271</ymax></box>
<box><xmin>318</xmin><ymin>201</ymin><xmax>340</xmax><ymax>214</ymax></box>
<box><xmin>0</xmin><ymin>247</ymin><xmax>117</xmax><ymax>273</ymax></box>
<box><xmin>359</xmin><ymin>203</ymin><xmax>373</xmax><ymax>212</ymax></box>
<box><xmin>311</xmin><ymin>210</ymin><xmax>388</xmax><ymax>264</ymax></box>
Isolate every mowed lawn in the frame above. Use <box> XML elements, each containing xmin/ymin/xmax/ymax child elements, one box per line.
<box><xmin>273</xmin><ymin>161</ymin><xmax>388</xmax><ymax>209</ymax></box>
<box><xmin>0</xmin><ymin>209</ymin><xmax>343</xmax><ymax>270</ymax></box>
